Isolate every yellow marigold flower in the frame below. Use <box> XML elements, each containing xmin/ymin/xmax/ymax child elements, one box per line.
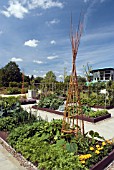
<box><xmin>79</xmin><ymin>155</ymin><xmax>85</xmax><ymax>160</ymax></box>
<box><xmin>87</xmin><ymin>154</ymin><xmax>92</xmax><ymax>158</ymax></box>
<box><xmin>98</xmin><ymin>147</ymin><xmax>103</xmax><ymax>150</ymax></box>
<box><xmin>79</xmin><ymin>154</ymin><xmax>92</xmax><ymax>160</ymax></box>
<box><xmin>96</xmin><ymin>144</ymin><xmax>100</xmax><ymax>148</ymax></box>
<box><xmin>90</xmin><ymin>147</ymin><xmax>94</xmax><ymax>151</ymax></box>
<box><xmin>81</xmin><ymin>160</ymin><xmax>85</xmax><ymax>164</ymax></box>
<box><xmin>95</xmin><ymin>150</ymin><xmax>100</xmax><ymax>154</ymax></box>
<box><xmin>102</xmin><ymin>141</ymin><xmax>106</xmax><ymax>146</ymax></box>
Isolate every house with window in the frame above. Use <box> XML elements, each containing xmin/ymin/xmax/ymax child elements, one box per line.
<box><xmin>90</xmin><ymin>68</ymin><xmax>114</xmax><ymax>82</ymax></box>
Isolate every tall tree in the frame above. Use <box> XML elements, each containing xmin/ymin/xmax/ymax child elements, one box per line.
<box><xmin>2</xmin><ymin>61</ymin><xmax>22</xmax><ymax>86</ymax></box>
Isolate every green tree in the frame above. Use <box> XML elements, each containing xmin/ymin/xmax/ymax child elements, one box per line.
<box><xmin>1</xmin><ymin>61</ymin><xmax>22</xmax><ymax>87</ymax></box>
<box><xmin>40</xmin><ymin>71</ymin><xmax>56</xmax><ymax>94</ymax></box>
<box><xmin>24</xmin><ymin>75</ymin><xmax>30</xmax><ymax>85</ymax></box>
<box><xmin>77</xmin><ymin>76</ymin><xmax>86</xmax><ymax>85</ymax></box>
<box><xmin>42</xmin><ymin>71</ymin><xmax>56</xmax><ymax>83</ymax></box>
<box><xmin>64</xmin><ymin>75</ymin><xmax>70</xmax><ymax>83</ymax></box>
<box><xmin>34</xmin><ymin>76</ymin><xmax>43</xmax><ymax>84</ymax></box>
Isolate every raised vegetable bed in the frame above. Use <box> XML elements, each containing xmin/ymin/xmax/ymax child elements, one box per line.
<box><xmin>76</xmin><ymin>113</ymin><xmax>111</xmax><ymax>123</ymax></box>
<box><xmin>90</xmin><ymin>149</ymin><xmax>114</xmax><ymax>170</ymax></box>
<box><xmin>32</xmin><ymin>106</ymin><xmax>111</xmax><ymax>123</ymax></box>
<box><xmin>93</xmin><ymin>105</ymin><xmax>114</xmax><ymax>109</ymax></box>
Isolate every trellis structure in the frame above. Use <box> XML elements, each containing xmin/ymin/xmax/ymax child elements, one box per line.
<box><xmin>61</xmin><ymin>15</ymin><xmax>84</xmax><ymax>136</ymax></box>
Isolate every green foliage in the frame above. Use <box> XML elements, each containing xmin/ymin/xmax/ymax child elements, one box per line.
<box><xmin>43</xmin><ymin>71</ymin><xmax>56</xmax><ymax>83</ymax></box>
<box><xmin>1</xmin><ymin>61</ymin><xmax>22</xmax><ymax>87</ymax></box>
<box><xmin>38</xmin><ymin>94</ymin><xmax>64</xmax><ymax>110</ymax></box>
<box><xmin>15</xmin><ymin>137</ymin><xmax>86</xmax><ymax>170</ymax></box>
<box><xmin>88</xmin><ymin>130</ymin><xmax>105</xmax><ymax>144</ymax></box>
<box><xmin>6</xmin><ymin>87</ymin><xmax>21</xmax><ymax>94</ymax></box>
<box><xmin>9</xmin><ymin>81</ymin><xmax>29</xmax><ymax>88</ymax></box>
<box><xmin>7</xmin><ymin>119</ymin><xmax>113</xmax><ymax>170</ymax></box>
<box><xmin>0</xmin><ymin>98</ymin><xmax>36</xmax><ymax>131</ymax></box>
<box><xmin>34</xmin><ymin>76</ymin><xmax>43</xmax><ymax>83</ymax></box>
<box><xmin>8</xmin><ymin>119</ymin><xmax>62</xmax><ymax>147</ymax></box>
<box><xmin>67</xmin><ymin>105</ymin><xmax>109</xmax><ymax>118</ymax></box>
<box><xmin>8</xmin><ymin>120</ymin><xmax>88</xmax><ymax>170</ymax></box>
<box><xmin>6</xmin><ymin>87</ymin><xmax>28</xmax><ymax>94</ymax></box>
<box><xmin>87</xmin><ymin>109</ymin><xmax>109</xmax><ymax>118</ymax></box>
<box><xmin>81</xmin><ymin>106</ymin><xmax>109</xmax><ymax>118</ymax></box>
<box><xmin>81</xmin><ymin>90</ymin><xmax>114</xmax><ymax>107</ymax></box>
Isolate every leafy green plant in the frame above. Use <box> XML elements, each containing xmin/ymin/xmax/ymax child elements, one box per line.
<box><xmin>7</xmin><ymin>119</ymin><xmax>113</xmax><ymax>170</ymax></box>
<box><xmin>0</xmin><ymin>98</ymin><xmax>37</xmax><ymax>131</ymax></box>
<box><xmin>38</xmin><ymin>94</ymin><xmax>64</xmax><ymax>110</ymax></box>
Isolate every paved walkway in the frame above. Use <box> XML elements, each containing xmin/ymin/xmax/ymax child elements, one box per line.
<box><xmin>0</xmin><ymin>144</ymin><xmax>26</xmax><ymax>170</ymax></box>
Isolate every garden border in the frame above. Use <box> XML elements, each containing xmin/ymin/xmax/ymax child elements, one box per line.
<box><xmin>32</xmin><ymin>106</ymin><xmax>111</xmax><ymax>123</ymax></box>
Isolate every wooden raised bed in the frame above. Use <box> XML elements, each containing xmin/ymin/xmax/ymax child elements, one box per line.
<box><xmin>90</xmin><ymin>149</ymin><xmax>114</xmax><ymax>170</ymax></box>
<box><xmin>32</xmin><ymin>106</ymin><xmax>111</xmax><ymax>123</ymax></box>
<box><xmin>32</xmin><ymin>105</ymin><xmax>63</xmax><ymax>116</ymax></box>
<box><xmin>93</xmin><ymin>105</ymin><xmax>114</xmax><ymax>109</ymax></box>
<box><xmin>75</xmin><ymin>114</ymin><xmax>111</xmax><ymax>123</ymax></box>
<box><xmin>0</xmin><ymin>131</ymin><xmax>9</xmax><ymax>141</ymax></box>
<box><xmin>0</xmin><ymin>131</ymin><xmax>114</xmax><ymax>170</ymax></box>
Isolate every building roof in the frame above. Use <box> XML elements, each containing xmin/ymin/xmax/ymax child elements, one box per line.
<box><xmin>91</xmin><ymin>67</ymin><xmax>114</xmax><ymax>73</ymax></box>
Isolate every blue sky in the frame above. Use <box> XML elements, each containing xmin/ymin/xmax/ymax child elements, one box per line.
<box><xmin>0</xmin><ymin>0</ymin><xmax>114</xmax><ymax>81</ymax></box>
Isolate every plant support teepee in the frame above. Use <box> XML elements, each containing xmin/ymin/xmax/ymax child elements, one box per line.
<box><xmin>62</xmin><ymin>14</ymin><xmax>84</xmax><ymax>136</ymax></box>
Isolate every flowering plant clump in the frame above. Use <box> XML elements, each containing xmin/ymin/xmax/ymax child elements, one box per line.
<box><xmin>78</xmin><ymin>138</ymin><xmax>113</xmax><ymax>169</ymax></box>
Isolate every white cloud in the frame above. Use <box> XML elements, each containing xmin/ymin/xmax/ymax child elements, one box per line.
<box><xmin>28</xmin><ymin>0</ymin><xmax>63</xmax><ymax>10</ymax></box>
<box><xmin>50</xmin><ymin>40</ymin><xmax>56</xmax><ymax>44</ymax></box>
<box><xmin>1</xmin><ymin>0</ymin><xmax>63</xmax><ymax>19</ymax></box>
<box><xmin>47</xmin><ymin>55</ymin><xmax>58</xmax><ymax>60</ymax></box>
<box><xmin>10</xmin><ymin>57</ymin><xmax>23</xmax><ymax>62</ymax></box>
<box><xmin>1</xmin><ymin>1</ymin><xmax>28</xmax><ymax>19</ymax></box>
<box><xmin>50</xmin><ymin>19</ymin><xmax>59</xmax><ymax>24</ymax></box>
<box><xmin>24</xmin><ymin>39</ymin><xmax>39</xmax><ymax>47</ymax></box>
<box><xmin>46</xmin><ymin>19</ymin><xmax>60</xmax><ymax>26</ymax></box>
<box><xmin>33</xmin><ymin>60</ymin><xmax>43</xmax><ymax>64</ymax></box>
<box><xmin>58</xmin><ymin>75</ymin><xmax>63</xmax><ymax>78</ymax></box>
<box><xmin>43</xmin><ymin>74</ymin><xmax>46</xmax><ymax>77</ymax></box>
